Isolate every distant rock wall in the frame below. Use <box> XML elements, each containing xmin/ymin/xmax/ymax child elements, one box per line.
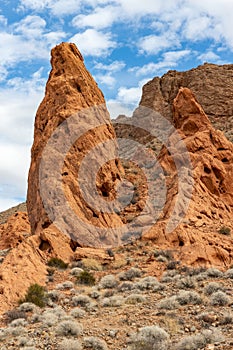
<box><xmin>139</xmin><ymin>63</ymin><xmax>233</xmax><ymax>141</ymax></box>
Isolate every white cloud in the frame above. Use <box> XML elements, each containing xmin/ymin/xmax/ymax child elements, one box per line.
<box><xmin>0</xmin><ymin>15</ymin><xmax>65</xmax><ymax>75</ymax></box>
<box><xmin>132</xmin><ymin>50</ymin><xmax>191</xmax><ymax>76</ymax></box>
<box><xmin>72</xmin><ymin>5</ymin><xmax>118</xmax><ymax>29</ymax></box>
<box><xmin>94</xmin><ymin>60</ymin><xmax>125</xmax><ymax>72</ymax></box>
<box><xmin>117</xmin><ymin>84</ymin><xmax>142</xmax><ymax>106</ymax></box>
<box><xmin>70</xmin><ymin>29</ymin><xmax>116</xmax><ymax>57</ymax></box>
<box><xmin>0</xmin><ymin>70</ymin><xmax>45</xmax><ymax>211</ymax></box>
<box><xmin>19</xmin><ymin>0</ymin><xmax>81</xmax><ymax>15</ymax></box>
<box><xmin>115</xmin><ymin>0</ymin><xmax>176</xmax><ymax>16</ymax></box>
<box><xmin>138</xmin><ymin>33</ymin><xmax>180</xmax><ymax>55</ymax></box>
<box><xmin>0</xmin><ymin>15</ymin><xmax>7</xmax><ymax>26</ymax></box>
<box><xmin>107</xmin><ymin>100</ymin><xmax>134</xmax><ymax>119</ymax></box>
<box><xmin>95</xmin><ymin>74</ymin><xmax>116</xmax><ymax>87</ymax></box>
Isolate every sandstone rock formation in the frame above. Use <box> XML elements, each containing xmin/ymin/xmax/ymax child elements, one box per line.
<box><xmin>0</xmin><ymin>212</ymin><xmax>73</xmax><ymax>313</ymax></box>
<box><xmin>139</xmin><ymin>63</ymin><xmax>233</xmax><ymax>141</ymax></box>
<box><xmin>143</xmin><ymin>87</ymin><xmax>233</xmax><ymax>268</ymax></box>
<box><xmin>27</xmin><ymin>42</ymin><xmax>124</xmax><ymax>248</ymax></box>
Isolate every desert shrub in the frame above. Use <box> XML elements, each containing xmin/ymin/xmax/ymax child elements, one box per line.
<box><xmin>125</xmin><ymin>294</ymin><xmax>146</xmax><ymax>304</ymax></box>
<box><xmin>76</xmin><ymin>271</ymin><xmax>96</xmax><ymax>286</ymax></box>
<box><xmin>101</xmin><ymin>295</ymin><xmax>124</xmax><ymax>307</ymax></box>
<box><xmin>18</xmin><ymin>302</ymin><xmax>37</xmax><ymax>312</ymax></box>
<box><xmin>204</xmin><ymin>282</ymin><xmax>224</xmax><ymax>295</ymax></box>
<box><xmin>117</xmin><ymin>282</ymin><xmax>134</xmax><ymax>292</ymax></box>
<box><xmin>56</xmin><ymin>281</ymin><xmax>74</xmax><ymax>290</ymax></box>
<box><xmin>70</xmin><ymin>267</ymin><xmax>83</xmax><ymax>276</ymax></box>
<box><xmin>156</xmin><ymin>255</ymin><xmax>168</xmax><ymax>263</ymax></box>
<box><xmin>128</xmin><ymin>325</ymin><xmax>170</xmax><ymax>350</ymax></box>
<box><xmin>56</xmin><ymin>320</ymin><xmax>82</xmax><ymax>336</ymax></box>
<box><xmin>166</xmin><ymin>260</ymin><xmax>180</xmax><ymax>270</ymax></box>
<box><xmin>158</xmin><ymin>296</ymin><xmax>179</xmax><ymax>310</ymax></box>
<box><xmin>183</xmin><ymin>266</ymin><xmax>207</xmax><ymax>276</ymax></box>
<box><xmin>210</xmin><ymin>291</ymin><xmax>230</xmax><ymax>306</ymax></box>
<box><xmin>47</xmin><ymin>257</ymin><xmax>68</xmax><ymax>269</ymax></box>
<box><xmin>81</xmin><ymin>258</ymin><xmax>102</xmax><ymax>271</ymax></box>
<box><xmin>118</xmin><ymin>267</ymin><xmax>142</xmax><ymax>281</ymax></box>
<box><xmin>6</xmin><ymin>325</ymin><xmax>25</xmax><ymax>336</ymax></box>
<box><xmin>52</xmin><ymin>306</ymin><xmax>67</xmax><ymax>318</ymax></box>
<box><xmin>5</xmin><ymin>309</ymin><xmax>27</xmax><ymax>324</ymax></box>
<box><xmin>70</xmin><ymin>307</ymin><xmax>86</xmax><ymax>319</ymax></box>
<box><xmin>154</xmin><ymin>249</ymin><xmax>173</xmax><ymax>261</ymax></box>
<box><xmin>176</xmin><ymin>291</ymin><xmax>202</xmax><ymax>305</ymax></box>
<box><xmin>206</xmin><ymin>268</ymin><xmax>223</xmax><ymax>278</ymax></box>
<box><xmin>225</xmin><ymin>268</ymin><xmax>233</xmax><ymax>279</ymax></box>
<box><xmin>72</xmin><ymin>295</ymin><xmax>91</xmax><ymax>307</ymax></box>
<box><xmin>175</xmin><ymin>329</ymin><xmax>224</xmax><ymax>349</ymax></box>
<box><xmin>133</xmin><ymin>276</ymin><xmax>160</xmax><ymax>291</ymax></box>
<box><xmin>89</xmin><ymin>289</ymin><xmax>101</xmax><ymax>299</ymax></box>
<box><xmin>176</xmin><ymin>276</ymin><xmax>196</xmax><ymax>289</ymax></box>
<box><xmin>219</xmin><ymin>313</ymin><xmax>233</xmax><ymax>325</ymax></box>
<box><xmin>19</xmin><ymin>284</ymin><xmax>46</xmax><ymax>308</ymax></box>
<box><xmin>41</xmin><ymin>311</ymin><xmax>58</xmax><ymax>326</ymax></box>
<box><xmin>218</xmin><ymin>226</ymin><xmax>231</xmax><ymax>236</ymax></box>
<box><xmin>83</xmin><ymin>336</ymin><xmax>108</xmax><ymax>350</ymax></box>
<box><xmin>99</xmin><ymin>274</ymin><xmax>118</xmax><ymax>289</ymax></box>
<box><xmin>10</xmin><ymin>318</ymin><xmax>27</xmax><ymax>327</ymax></box>
<box><xmin>47</xmin><ymin>290</ymin><xmax>61</xmax><ymax>302</ymax></box>
<box><xmin>59</xmin><ymin>338</ymin><xmax>82</xmax><ymax>350</ymax></box>
<box><xmin>18</xmin><ymin>336</ymin><xmax>32</xmax><ymax>347</ymax></box>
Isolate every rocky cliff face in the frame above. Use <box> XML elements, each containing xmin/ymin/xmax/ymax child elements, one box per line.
<box><xmin>144</xmin><ymin>87</ymin><xmax>233</xmax><ymax>267</ymax></box>
<box><xmin>27</xmin><ymin>42</ymin><xmax>124</xmax><ymax>248</ymax></box>
<box><xmin>139</xmin><ymin>63</ymin><xmax>233</xmax><ymax>142</ymax></box>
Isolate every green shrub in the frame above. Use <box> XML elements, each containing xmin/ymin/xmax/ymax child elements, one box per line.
<box><xmin>47</xmin><ymin>257</ymin><xmax>68</xmax><ymax>269</ymax></box>
<box><xmin>76</xmin><ymin>270</ymin><xmax>95</xmax><ymax>286</ymax></box>
<box><xmin>218</xmin><ymin>226</ymin><xmax>231</xmax><ymax>236</ymax></box>
<box><xmin>19</xmin><ymin>284</ymin><xmax>46</xmax><ymax>308</ymax></box>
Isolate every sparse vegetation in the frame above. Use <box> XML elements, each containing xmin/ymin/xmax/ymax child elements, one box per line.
<box><xmin>218</xmin><ymin>226</ymin><xmax>231</xmax><ymax>236</ymax></box>
<box><xmin>175</xmin><ymin>329</ymin><xmax>224</xmax><ymax>349</ymax></box>
<box><xmin>47</xmin><ymin>257</ymin><xmax>68</xmax><ymax>269</ymax></box>
<box><xmin>128</xmin><ymin>325</ymin><xmax>170</xmax><ymax>350</ymax></box>
<box><xmin>76</xmin><ymin>270</ymin><xmax>96</xmax><ymax>286</ymax></box>
<box><xmin>19</xmin><ymin>284</ymin><xmax>47</xmax><ymax>308</ymax></box>
<box><xmin>210</xmin><ymin>291</ymin><xmax>230</xmax><ymax>306</ymax></box>
<box><xmin>59</xmin><ymin>338</ymin><xmax>82</xmax><ymax>350</ymax></box>
<box><xmin>84</xmin><ymin>336</ymin><xmax>108</xmax><ymax>350</ymax></box>
<box><xmin>56</xmin><ymin>320</ymin><xmax>82</xmax><ymax>336</ymax></box>
<box><xmin>118</xmin><ymin>267</ymin><xmax>142</xmax><ymax>281</ymax></box>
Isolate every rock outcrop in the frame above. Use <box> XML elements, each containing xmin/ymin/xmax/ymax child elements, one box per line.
<box><xmin>143</xmin><ymin>87</ymin><xmax>233</xmax><ymax>268</ymax></box>
<box><xmin>139</xmin><ymin>63</ymin><xmax>233</xmax><ymax>141</ymax></box>
<box><xmin>27</xmin><ymin>42</ymin><xmax>124</xmax><ymax>247</ymax></box>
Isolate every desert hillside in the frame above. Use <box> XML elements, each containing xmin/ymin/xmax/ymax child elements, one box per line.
<box><xmin>0</xmin><ymin>43</ymin><xmax>233</xmax><ymax>349</ymax></box>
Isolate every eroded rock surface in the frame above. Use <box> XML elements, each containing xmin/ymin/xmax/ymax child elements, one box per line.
<box><xmin>144</xmin><ymin>88</ymin><xmax>233</xmax><ymax>268</ymax></box>
<box><xmin>27</xmin><ymin>42</ymin><xmax>124</xmax><ymax>247</ymax></box>
<box><xmin>139</xmin><ymin>63</ymin><xmax>233</xmax><ymax>141</ymax></box>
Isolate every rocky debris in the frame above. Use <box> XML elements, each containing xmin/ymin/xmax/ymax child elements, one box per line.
<box><xmin>0</xmin><ymin>212</ymin><xmax>30</xmax><ymax>250</ymax></box>
<box><xmin>139</xmin><ymin>63</ymin><xmax>233</xmax><ymax>142</ymax></box>
<box><xmin>0</xmin><ymin>202</ymin><xmax>27</xmax><ymax>225</ymax></box>
<box><xmin>0</xmin><ymin>213</ymin><xmax>73</xmax><ymax>313</ymax></box>
<box><xmin>27</xmin><ymin>42</ymin><xmax>124</xmax><ymax>247</ymax></box>
<box><xmin>143</xmin><ymin>87</ymin><xmax>233</xmax><ymax>268</ymax></box>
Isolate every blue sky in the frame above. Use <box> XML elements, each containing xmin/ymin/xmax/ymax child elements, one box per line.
<box><xmin>0</xmin><ymin>0</ymin><xmax>233</xmax><ymax>211</ymax></box>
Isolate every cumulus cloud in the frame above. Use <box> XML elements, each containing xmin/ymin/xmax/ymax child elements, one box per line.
<box><xmin>0</xmin><ymin>69</ymin><xmax>45</xmax><ymax>210</ymax></box>
<box><xmin>72</xmin><ymin>5</ymin><xmax>119</xmax><ymax>29</ymax></box>
<box><xmin>0</xmin><ymin>15</ymin><xmax>65</xmax><ymax>76</ymax></box>
<box><xmin>70</xmin><ymin>29</ymin><xmax>116</xmax><ymax>57</ymax></box>
<box><xmin>132</xmin><ymin>50</ymin><xmax>191</xmax><ymax>76</ymax></box>
<box><xmin>138</xmin><ymin>33</ymin><xmax>180</xmax><ymax>55</ymax></box>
